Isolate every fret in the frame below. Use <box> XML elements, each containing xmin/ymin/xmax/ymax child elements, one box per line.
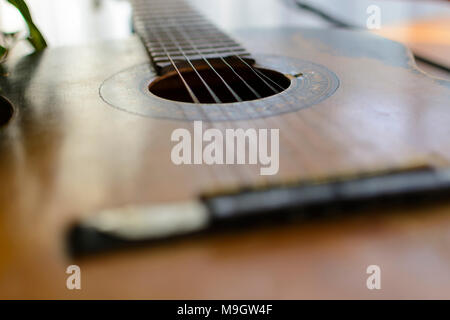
<box><xmin>145</xmin><ymin>37</ymin><xmax>234</xmax><ymax>46</ymax></box>
<box><xmin>144</xmin><ymin>25</ymin><xmax>219</xmax><ymax>32</ymax></box>
<box><xmin>144</xmin><ymin>22</ymin><xmax>213</xmax><ymax>28</ymax></box>
<box><xmin>147</xmin><ymin>43</ymin><xmax>240</xmax><ymax>53</ymax></box>
<box><xmin>130</xmin><ymin>0</ymin><xmax>254</xmax><ymax>75</ymax></box>
<box><xmin>136</xmin><ymin>15</ymin><xmax>204</xmax><ymax>22</ymax></box>
<box><xmin>147</xmin><ymin>40</ymin><xmax>238</xmax><ymax>48</ymax></box>
<box><xmin>150</xmin><ymin>49</ymin><xmax>243</xmax><ymax>61</ymax></box>
<box><xmin>145</xmin><ymin>43</ymin><xmax>239</xmax><ymax>53</ymax></box>
<box><xmin>152</xmin><ymin>48</ymin><xmax>246</xmax><ymax>59</ymax></box>
<box><xmin>153</xmin><ymin>53</ymin><xmax>251</xmax><ymax>63</ymax></box>
<box><xmin>145</xmin><ymin>31</ymin><xmax>229</xmax><ymax>38</ymax></box>
<box><xmin>151</xmin><ymin>45</ymin><xmax>244</xmax><ymax>55</ymax></box>
<box><xmin>153</xmin><ymin>54</ymin><xmax>252</xmax><ymax>71</ymax></box>
<box><xmin>151</xmin><ymin>44</ymin><xmax>245</xmax><ymax>53</ymax></box>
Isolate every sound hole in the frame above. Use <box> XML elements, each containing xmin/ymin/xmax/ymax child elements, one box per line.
<box><xmin>148</xmin><ymin>61</ymin><xmax>291</xmax><ymax>104</ymax></box>
<box><xmin>0</xmin><ymin>96</ymin><xmax>14</xmax><ymax>127</ymax></box>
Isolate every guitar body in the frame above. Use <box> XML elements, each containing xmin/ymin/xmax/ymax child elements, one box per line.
<box><xmin>0</xmin><ymin>27</ymin><xmax>449</xmax><ymax>298</ymax></box>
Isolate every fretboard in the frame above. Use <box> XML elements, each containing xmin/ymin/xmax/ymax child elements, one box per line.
<box><xmin>131</xmin><ymin>0</ymin><xmax>254</xmax><ymax>75</ymax></box>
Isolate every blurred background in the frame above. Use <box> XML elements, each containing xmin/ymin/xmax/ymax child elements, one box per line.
<box><xmin>0</xmin><ymin>0</ymin><xmax>450</xmax><ymax>79</ymax></box>
<box><xmin>0</xmin><ymin>0</ymin><xmax>449</xmax><ymax>78</ymax></box>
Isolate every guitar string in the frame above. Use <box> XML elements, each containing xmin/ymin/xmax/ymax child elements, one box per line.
<box><xmin>144</xmin><ymin>16</ymin><xmax>254</xmax><ymax>185</ymax></box>
<box><xmin>190</xmin><ymin>27</ymin><xmax>325</xmax><ymax>174</ymax></box>
<box><xmin>162</xmin><ymin>21</ymin><xmax>262</xmax><ymax>183</ymax></box>
<box><xmin>172</xmin><ymin>18</ymin><xmax>278</xmax><ymax>179</ymax></box>
<box><xmin>135</xmin><ymin>15</ymin><xmax>231</xmax><ymax>186</ymax></box>
<box><xmin>173</xmin><ymin>25</ymin><xmax>243</xmax><ymax>103</ymax></box>
<box><xmin>242</xmin><ymin>58</ymin><xmax>376</xmax><ymax>168</ymax></box>
<box><xmin>173</xmin><ymin>23</ymin><xmax>313</xmax><ymax>180</ymax></box>
<box><xmin>134</xmin><ymin>17</ymin><xmax>199</xmax><ymax>128</ymax></box>
<box><xmin>136</xmin><ymin>1</ymin><xmax>348</xmax><ymax>177</ymax></box>
<box><xmin>140</xmin><ymin>4</ymin><xmax>333</xmax><ymax>177</ymax></box>
<box><xmin>230</xmin><ymin>55</ymin><xmax>327</xmax><ymax>174</ymax></box>
<box><xmin>242</xmin><ymin>60</ymin><xmax>376</xmax><ymax>166</ymax></box>
<box><xmin>134</xmin><ymin>19</ymin><xmax>200</xmax><ymax>103</ymax></box>
<box><xmin>142</xmin><ymin>1</ymin><xmax>377</xmax><ymax>179</ymax></box>
<box><xmin>162</xmin><ymin>24</ymin><xmax>263</xmax><ymax>100</ymax></box>
<box><xmin>138</xmin><ymin>0</ymin><xmax>288</xmax><ymax>100</ymax></box>
<box><xmin>139</xmin><ymin>0</ymin><xmax>249</xmax><ymax>104</ymax></box>
<box><xmin>173</xmin><ymin>22</ymin><xmax>280</xmax><ymax>183</ymax></box>
<box><xmin>158</xmin><ymin>28</ymin><xmax>222</xmax><ymax>103</ymax></box>
<box><xmin>134</xmin><ymin>1</ymin><xmax>267</xmax><ymax>185</ymax></box>
<box><xmin>231</xmin><ymin>54</ymin><xmax>364</xmax><ymax>169</ymax></box>
<box><xmin>195</xmin><ymin>25</ymin><xmax>373</xmax><ymax>169</ymax></box>
<box><xmin>151</xmin><ymin>14</ymin><xmax>314</xmax><ymax>178</ymax></box>
<box><xmin>137</xmin><ymin>0</ymin><xmax>252</xmax><ymax>104</ymax></box>
<box><xmin>138</xmin><ymin>17</ymin><xmax>233</xmax><ymax>185</ymax></box>
<box><xmin>133</xmin><ymin>4</ymin><xmax>200</xmax><ymax>104</ymax></box>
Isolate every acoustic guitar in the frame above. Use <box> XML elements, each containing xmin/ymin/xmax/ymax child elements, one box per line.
<box><xmin>0</xmin><ymin>0</ymin><xmax>449</xmax><ymax>298</ymax></box>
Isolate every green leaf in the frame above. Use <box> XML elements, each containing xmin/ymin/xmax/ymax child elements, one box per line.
<box><xmin>7</xmin><ymin>0</ymin><xmax>47</xmax><ymax>51</ymax></box>
<box><xmin>0</xmin><ymin>45</ymin><xmax>6</xmax><ymax>59</ymax></box>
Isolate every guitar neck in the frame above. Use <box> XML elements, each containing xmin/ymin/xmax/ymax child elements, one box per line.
<box><xmin>131</xmin><ymin>0</ymin><xmax>254</xmax><ymax>75</ymax></box>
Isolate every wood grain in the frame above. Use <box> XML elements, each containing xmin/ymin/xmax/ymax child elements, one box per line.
<box><xmin>0</xmin><ymin>28</ymin><xmax>449</xmax><ymax>299</ymax></box>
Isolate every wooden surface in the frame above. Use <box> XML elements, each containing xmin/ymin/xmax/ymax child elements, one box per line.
<box><xmin>373</xmin><ymin>16</ymin><xmax>450</xmax><ymax>72</ymax></box>
<box><xmin>0</xmin><ymin>27</ymin><xmax>449</xmax><ymax>299</ymax></box>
